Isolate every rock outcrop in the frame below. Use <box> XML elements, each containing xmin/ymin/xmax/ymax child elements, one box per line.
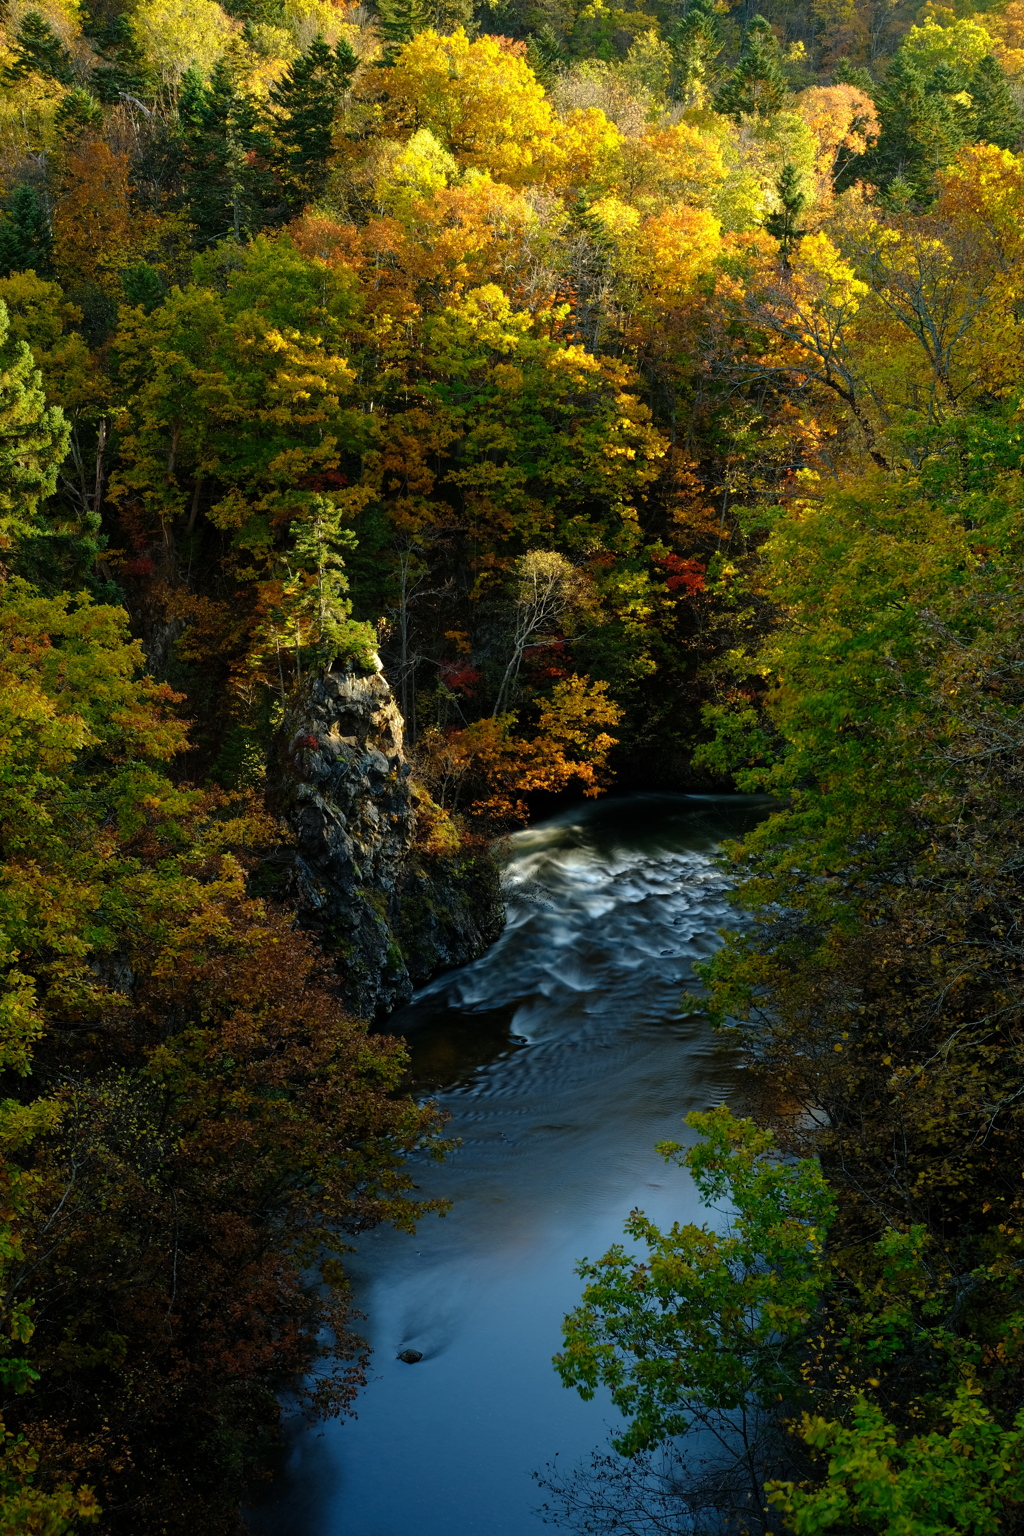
<box><xmin>271</xmin><ymin>664</ymin><xmax>503</xmax><ymax>1017</ymax></box>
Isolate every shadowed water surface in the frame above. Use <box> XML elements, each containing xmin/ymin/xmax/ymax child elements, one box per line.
<box><xmin>251</xmin><ymin>793</ymin><xmax>768</xmax><ymax>1536</ymax></box>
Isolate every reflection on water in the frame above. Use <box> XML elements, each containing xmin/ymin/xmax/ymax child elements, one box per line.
<box><xmin>250</xmin><ymin>794</ymin><xmax>768</xmax><ymax>1536</ymax></box>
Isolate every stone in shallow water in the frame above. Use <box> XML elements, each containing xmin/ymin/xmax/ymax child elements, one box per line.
<box><xmin>397</xmin><ymin>1349</ymin><xmax>423</xmax><ymax>1364</ymax></box>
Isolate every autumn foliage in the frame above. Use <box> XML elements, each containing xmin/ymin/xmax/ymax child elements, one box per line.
<box><xmin>0</xmin><ymin>0</ymin><xmax>1022</xmax><ymax>1528</ymax></box>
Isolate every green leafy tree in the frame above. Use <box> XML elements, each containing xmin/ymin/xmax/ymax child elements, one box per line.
<box><xmin>269</xmin><ymin>34</ymin><xmax>358</xmax><ymax>209</ymax></box>
<box><xmin>556</xmin><ymin>1108</ymin><xmax>835</xmax><ymax>1516</ymax></box>
<box><xmin>714</xmin><ymin>15</ymin><xmax>787</xmax><ymax>120</ymax></box>
<box><xmin>770</xmin><ymin>1389</ymin><xmax>1024</xmax><ymax>1535</ymax></box>
<box><xmin>1</xmin><ymin>9</ymin><xmax>75</xmax><ymax>85</ymax></box>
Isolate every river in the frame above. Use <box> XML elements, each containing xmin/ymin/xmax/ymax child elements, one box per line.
<box><xmin>251</xmin><ymin>792</ymin><xmax>767</xmax><ymax>1536</ymax></box>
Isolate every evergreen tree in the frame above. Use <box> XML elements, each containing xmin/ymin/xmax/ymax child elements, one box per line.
<box><xmin>966</xmin><ymin>54</ymin><xmax>1024</xmax><ymax>150</ymax></box>
<box><xmin>713</xmin><ymin>15</ymin><xmax>786</xmax><ymax>120</ymax></box>
<box><xmin>0</xmin><ymin>186</ymin><xmax>51</xmax><ymax>279</ymax></box>
<box><xmin>268</xmin><ymin>34</ymin><xmax>357</xmax><ymax>208</ymax></box>
<box><xmin>90</xmin><ymin>16</ymin><xmax>157</xmax><ymax>105</ymax></box>
<box><xmin>832</xmin><ymin>58</ymin><xmax>873</xmax><ymax>92</ymax></box>
<box><xmin>54</xmin><ymin>86</ymin><xmax>104</xmax><ymax>140</ymax></box>
<box><xmin>0</xmin><ymin>299</ymin><xmax>70</xmax><ymax>550</ymax></box>
<box><xmin>285</xmin><ymin>496</ymin><xmax>377</xmax><ymax>672</ymax></box>
<box><xmin>179</xmin><ymin>62</ymin><xmax>280</xmax><ymax>244</ymax></box>
<box><xmin>845</xmin><ymin>50</ymin><xmax>964</xmax><ymax>204</ymax></box>
<box><xmin>525</xmin><ymin>26</ymin><xmax>563</xmax><ymax>87</ymax></box>
<box><xmin>122</xmin><ymin>260</ymin><xmax>167</xmax><ymax>313</ymax></box>
<box><xmin>375</xmin><ymin>0</ymin><xmax>432</xmax><ymax>67</ymax></box>
<box><xmin>2</xmin><ymin>10</ymin><xmax>75</xmax><ymax>87</ymax></box>
<box><xmin>764</xmin><ymin>161</ymin><xmax>807</xmax><ymax>267</ymax></box>
<box><xmin>667</xmin><ymin>0</ymin><xmax>722</xmax><ymax>105</ymax></box>
<box><xmin>224</xmin><ymin>0</ymin><xmax>286</xmax><ymax>21</ymax></box>
<box><xmin>177</xmin><ymin>63</ymin><xmax>209</xmax><ymax>130</ymax></box>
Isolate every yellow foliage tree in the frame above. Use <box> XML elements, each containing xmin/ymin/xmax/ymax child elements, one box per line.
<box><xmin>133</xmin><ymin>0</ymin><xmax>236</xmax><ymax>84</ymax></box>
<box><xmin>379</xmin><ymin>30</ymin><xmax>564</xmax><ymax>185</ymax></box>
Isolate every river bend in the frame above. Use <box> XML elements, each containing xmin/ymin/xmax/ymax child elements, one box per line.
<box><xmin>254</xmin><ymin>793</ymin><xmax>766</xmax><ymax>1536</ymax></box>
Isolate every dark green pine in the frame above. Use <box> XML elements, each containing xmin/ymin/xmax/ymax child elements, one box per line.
<box><xmin>121</xmin><ymin>261</ymin><xmax>167</xmax><ymax>314</ymax></box>
<box><xmin>2</xmin><ymin>9</ymin><xmax>76</xmax><ymax>86</ymax></box>
<box><xmin>0</xmin><ymin>185</ymin><xmax>52</xmax><ymax>278</ymax></box>
<box><xmin>90</xmin><ymin>16</ymin><xmax>158</xmax><ymax>105</ymax></box>
<box><xmin>0</xmin><ymin>305</ymin><xmax>70</xmax><ymax>543</ymax></box>
<box><xmin>269</xmin><ymin>35</ymin><xmax>357</xmax><ymax>209</ymax></box>
<box><xmin>667</xmin><ymin>0</ymin><xmax>721</xmax><ymax>102</ymax></box>
<box><xmin>375</xmin><ymin>0</ymin><xmax>433</xmax><ymax>68</ymax></box>
<box><xmin>966</xmin><ymin>54</ymin><xmax>1024</xmax><ymax>150</ymax></box>
<box><xmin>713</xmin><ymin>15</ymin><xmax>787</xmax><ymax>120</ymax></box>
<box><xmin>54</xmin><ymin>87</ymin><xmax>104</xmax><ymax>139</ymax></box>
<box><xmin>179</xmin><ymin>61</ymin><xmax>281</xmax><ymax>245</ymax></box>
<box><xmin>764</xmin><ymin>162</ymin><xmax>808</xmax><ymax>267</ymax></box>
<box><xmin>843</xmin><ymin>50</ymin><xmax>964</xmax><ymax>204</ymax></box>
<box><xmin>525</xmin><ymin>24</ymin><xmax>563</xmax><ymax>88</ymax></box>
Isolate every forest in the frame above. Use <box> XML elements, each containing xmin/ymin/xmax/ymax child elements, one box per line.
<box><xmin>0</xmin><ymin>0</ymin><xmax>1022</xmax><ymax>1521</ymax></box>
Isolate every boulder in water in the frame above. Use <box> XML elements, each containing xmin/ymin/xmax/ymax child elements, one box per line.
<box><xmin>397</xmin><ymin>1349</ymin><xmax>423</xmax><ymax>1364</ymax></box>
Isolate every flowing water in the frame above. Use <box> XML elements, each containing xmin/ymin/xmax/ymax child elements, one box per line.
<box><xmin>252</xmin><ymin>793</ymin><xmax>768</xmax><ymax>1536</ymax></box>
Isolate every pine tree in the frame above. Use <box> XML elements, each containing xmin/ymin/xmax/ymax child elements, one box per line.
<box><xmin>668</xmin><ymin>0</ymin><xmax>722</xmax><ymax>105</ymax></box>
<box><xmin>287</xmin><ymin>496</ymin><xmax>377</xmax><ymax>671</ymax></box>
<box><xmin>179</xmin><ymin>62</ymin><xmax>280</xmax><ymax>244</ymax></box>
<box><xmin>177</xmin><ymin>65</ymin><xmax>208</xmax><ymax>131</ymax></box>
<box><xmin>122</xmin><ymin>260</ymin><xmax>167</xmax><ymax>313</ymax></box>
<box><xmin>268</xmin><ymin>34</ymin><xmax>357</xmax><ymax>208</ymax></box>
<box><xmin>832</xmin><ymin>59</ymin><xmax>873</xmax><ymax>92</ymax></box>
<box><xmin>0</xmin><ymin>186</ymin><xmax>51</xmax><ymax>279</ymax></box>
<box><xmin>0</xmin><ymin>299</ymin><xmax>70</xmax><ymax>550</ymax></box>
<box><xmin>845</xmin><ymin>50</ymin><xmax>963</xmax><ymax>204</ymax></box>
<box><xmin>375</xmin><ymin>0</ymin><xmax>432</xmax><ymax>68</ymax></box>
<box><xmin>54</xmin><ymin>87</ymin><xmax>104</xmax><ymax>140</ymax></box>
<box><xmin>764</xmin><ymin>162</ymin><xmax>807</xmax><ymax>268</ymax></box>
<box><xmin>713</xmin><ymin>15</ymin><xmax>786</xmax><ymax>120</ymax></box>
<box><xmin>2</xmin><ymin>10</ymin><xmax>75</xmax><ymax>87</ymax></box>
<box><xmin>966</xmin><ymin>54</ymin><xmax>1024</xmax><ymax>150</ymax></box>
<box><xmin>90</xmin><ymin>16</ymin><xmax>157</xmax><ymax>105</ymax></box>
<box><xmin>525</xmin><ymin>25</ymin><xmax>563</xmax><ymax>88</ymax></box>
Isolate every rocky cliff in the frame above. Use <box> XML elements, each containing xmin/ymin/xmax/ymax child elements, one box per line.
<box><xmin>272</xmin><ymin>663</ymin><xmax>503</xmax><ymax>1017</ymax></box>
